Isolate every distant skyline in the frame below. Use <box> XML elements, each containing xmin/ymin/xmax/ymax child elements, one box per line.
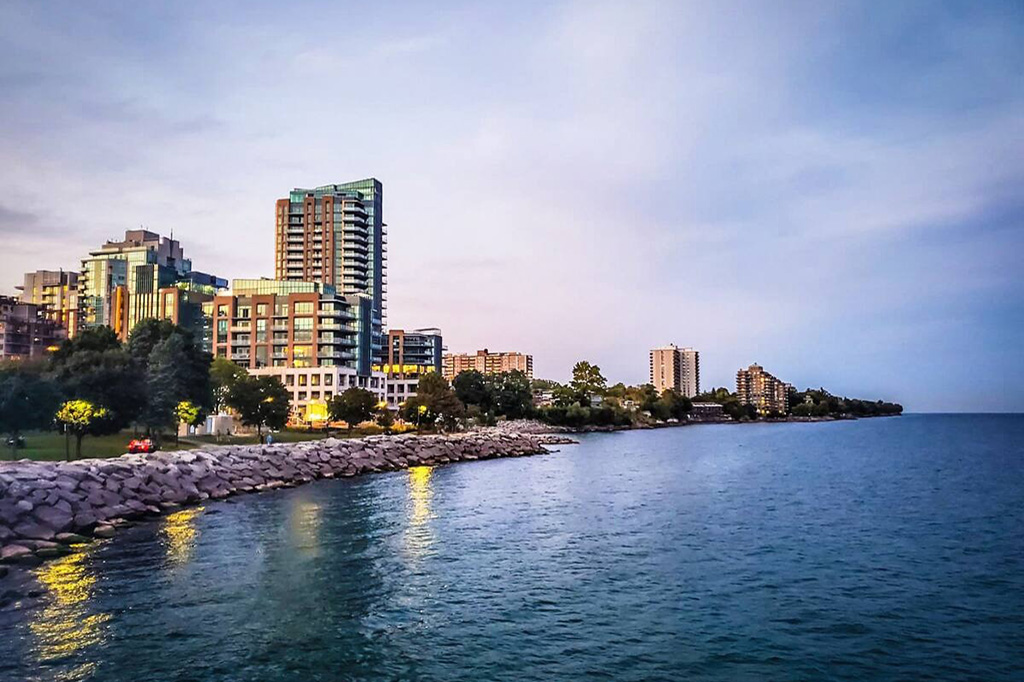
<box><xmin>1</xmin><ymin>1</ymin><xmax>1022</xmax><ymax>411</ymax></box>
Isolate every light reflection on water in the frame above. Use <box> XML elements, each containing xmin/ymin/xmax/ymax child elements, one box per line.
<box><xmin>289</xmin><ymin>498</ymin><xmax>323</xmax><ymax>557</ymax></box>
<box><xmin>29</xmin><ymin>547</ymin><xmax>111</xmax><ymax>682</ymax></box>
<box><xmin>162</xmin><ymin>506</ymin><xmax>204</xmax><ymax>567</ymax></box>
<box><xmin>404</xmin><ymin>466</ymin><xmax>434</xmax><ymax>559</ymax></box>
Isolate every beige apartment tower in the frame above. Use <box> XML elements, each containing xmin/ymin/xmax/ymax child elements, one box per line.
<box><xmin>442</xmin><ymin>349</ymin><xmax>533</xmax><ymax>381</ymax></box>
<box><xmin>649</xmin><ymin>345</ymin><xmax>700</xmax><ymax>398</ymax></box>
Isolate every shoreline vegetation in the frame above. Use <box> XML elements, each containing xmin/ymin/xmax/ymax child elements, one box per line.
<box><xmin>1</xmin><ymin>322</ymin><xmax>902</xmax><ymax>463</ymax></box>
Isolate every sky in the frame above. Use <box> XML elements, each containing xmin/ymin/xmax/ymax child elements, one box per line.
<box><xmin>1</xmin><ymin>1</ymin><xmax>1022</xmax><ymax>412</ymax></box>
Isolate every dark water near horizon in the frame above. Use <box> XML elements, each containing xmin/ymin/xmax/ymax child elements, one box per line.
<box><xmin>1</xmin><ymin>414</ymin><xmax>1022</xmax><ymax>681</ymax></box>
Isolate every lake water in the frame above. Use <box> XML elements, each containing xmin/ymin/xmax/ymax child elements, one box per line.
<box><xmin>1</xmin><ymin>415</ymin><xmax>1022</xmax><ymax>681</ymax></box>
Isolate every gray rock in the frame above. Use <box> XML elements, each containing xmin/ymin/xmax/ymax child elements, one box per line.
<box><xmin>32</xmin><ymin>506</ymin><xmax>73</xmax><ymax>533</ymax></box>
<box><xmin>12</xmin><ymin>521</ymin><xmax>55</xmax><ymax>541</ymax></box>
<box><xmin>0</xmin><ymin>544</ymin><xmax>33</xmax><ymax>562</ymax></box>
<box><xmin>92</xmin><ymin>525</ymin><xmax>116</xmax><ymax>538</ymax></box>
<box><xmin>15</xmin><ymin>500</ymin><xmax>33</xmax><ymax>513</ymax></box>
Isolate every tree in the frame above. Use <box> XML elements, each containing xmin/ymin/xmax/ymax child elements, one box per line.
<box><xmin>0</xmin><ymin>362</ymin><xmax>60</xmax><ymax>459</ymax></box>
<box><xmin>570</xmin><ymin>361</ymin><xmax>607</xmax><ymax>405</ymax></box>
<box><xmin>174</xmin><ymin>400</ymin><xmax>202</xmax><ymax>446</ymax></box>
<box><xmin>376</xmin><ymin>404</ymin><xmax>395</xmax><ymax>432</ymax></box>
<box><xmin>452</xmin><ymin>370</ymin><xmax>492</xmax><ymax>411</ymax></box>
<box><xmin>55</xmin><ymin>400</ymin><xmax>109</xmax><ymax>460</ymax></box>
<box><xmin>328</xmin><ymin>387</ymin><xmax>377</xmax><ymax>432</ymax></box>
<box><xmin>657</xmin><ymin>390</ymin><xmax>692</xmax><ymax>420</ymax></box>
<box><xmin>139</xmin><ymin>333</ymin><xmax>195</xmax><ymax>441</ymax></box>
<box><xmin>211</xmin><ymin>357</ymin><xmax>247</xmax><ymax>411</ymax></box>
<box><xmin>48</xmin><ymin>328</ymin><xmax>145</xmax><ymax>433</ymax></box>
<box><xmin>403</xmin><ymin>373</ymin><xmax>464</xmax><ymax>431</ymax></box>
<box><xmin>128</xmin><ymin>319</ymin><xmax>213</xmax><ymax>423</ymax></box>
<box><xmin>489</xmin><ymin>370</ymin><xmax>533</xmax><ymax>418</ymax></box>
<box><xmin>225</xmin><ymin>375</ymin><xmax>291</xmax><ymax>443</ymax></box>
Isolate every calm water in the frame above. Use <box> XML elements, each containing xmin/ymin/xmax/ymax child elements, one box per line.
<box><xmin>1</xmin><ymin>415</ymin><xmax>1022</xmax><ymax>681</ymax></box>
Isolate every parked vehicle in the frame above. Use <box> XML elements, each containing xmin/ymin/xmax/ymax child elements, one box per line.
<box><xmin>127</xmin><ymin>438</ymin><xmax>157</xmax><ymax>454</ymax></box>
<box><xmin>6</xmin><ymin>436</ymin><xmax>26</xmax><ymax>449</ymax></box>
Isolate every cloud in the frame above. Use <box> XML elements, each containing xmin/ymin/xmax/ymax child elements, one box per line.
<box><xmin>0</xmin><ymin>0</ymin><xmax>1021</xmax><ymax>410</ymax></box>
<box><xmin>0</xmin><ymin>204</ymin><xmax>39</xmax><ymax>233</ymax></box>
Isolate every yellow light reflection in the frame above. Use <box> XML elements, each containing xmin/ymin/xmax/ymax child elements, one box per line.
<box><xmin>30</xmin><ymin>547</ymin><xmax>111</xmax><ymax>681</ymax></box>
<box><xmin>288</xmin><ymin>498</ymin><xmax>323</xmax><ymax>557</ymax></box>
<box><xmin>405</xmin><ymin>466</ymin><xmax>434</xmax><ymax>560</ymax></box>
<box><xmin>162</xmin><ymin>506</ymin><xmax>204</xmax><ymax>567</ymax></box>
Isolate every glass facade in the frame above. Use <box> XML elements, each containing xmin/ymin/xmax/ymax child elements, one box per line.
<box><xmin>275</xmin><ymin>179</ymin><xmax>385</xmax><ymax>369</ymax></box>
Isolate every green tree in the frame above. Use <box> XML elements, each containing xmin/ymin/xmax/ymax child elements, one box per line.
<box><xmin>138</xmin><ymin>333</ymin><xmax>194</xmax><ymax>441</ymax></box>
<box><xmin>376</xmin><ymin>404</ymin><xmax>395</xmax><ymax>432</ymax></box>
<box><xmin>128</xmin><ymin>319</ymin><xmax>213</xmax><ymax>422</ymax></box>
<box><xmin>530</xmin><ymin>378</ymin><xmax>560</xmax><ymax>392</ymax></box>
<box><xmin>489</xmin><ymin>370</ymin><xmax>533</xmax><ymax>418</ymax></box>
<box><xmin>0</xmin><ymin>362</ymin><xmax>60</xmax><ymax>459</ymax></box>
<box><xmin>570</xmin><ymin>361</ymin><xmax>607</xmax><ymax>405</ymax></box>
<box><xmin>328</xmin><ymin>387</ymin><xmax>377</xmax><ymax>432</ymax></box>
<box><xmin>225</xmin><ymin>375</ymin><xmax>291</xmax><ymax>443</ymax></box>
<box><xmin>452</xmin><ymin>370</ymin><xmax>493</xmax><ymax>411</ymax></box>
<box><xmin>174</xmin><ymin>400</ymin><xmax>202</xmax><ymax>446</ymax></box>
<box><xmin>404</xmin><ymin>373</ymin><xmax>464</xmax><ymax>431</ymax></box>
<box><xmin>210</xmin><ymin>357</ymin><xmax>247</xmax><ymax>411</ymax></box>
<box><xmin>55</xmin><ymin>399</ymin><xmax>110</xmax><ymax>460</ymax></box>
<box><xmin>48</xmin><ymin>327</ymin><xmax>145</xmax><ymax>433</ymax></box>
<box><xmin>657</xmin><ymin>390</ymin><xmax>692</xmax><ymax>420</ymax></box>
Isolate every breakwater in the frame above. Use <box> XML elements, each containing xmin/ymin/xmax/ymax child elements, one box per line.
<box><xmin>0</xmin><ymin>432</ymin><xmax>573</xmax><ymax>566</ymax></box>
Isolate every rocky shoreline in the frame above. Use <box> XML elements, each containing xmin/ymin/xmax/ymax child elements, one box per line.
<box><xmin>0</xmin><ymin>431</ymin><xmax>576</xmax><ymax>571</ymax></box>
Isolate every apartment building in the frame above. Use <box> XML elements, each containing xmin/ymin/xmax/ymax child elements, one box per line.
<box><xmin>442</xmin><ymin>349</ymin><xmax>533</xmax><ymax>381</ymax></box>
<box><xmin>649</xmin><ymin>345</ymin><xmax>700</xmax><ymax>398</ymax></box>
<box><xmin>275</xmin><ymin>179</ymin><xmax>387</xmax><ymax>364</ymax></box>
<box><xmin>736</xmin><ymin>363</ymin><xmax>790</xmax><ymax>415</ymax></box>
<box><xmin>17</xmin><ymin>270</ymin><xmax>80</xmax><ymax>338</ymax></box>
<box><xmin>209</xmin><ymin>279</ymin><xmax>383</xmax><ymax>422</ymax></box>
<box><xmin>78</xmin><ymin>229</ymin><xmax>225</xmax><ymax>342</ymax></box>
<box><xmin>0</xmin><ymin>296</ymin><xmax>64</xmax><ymax>360</ymax></box>
<box><xmin>377</xmin><ymin>328</ymin><xmax>444</xmax><ymax>409</ymax></box>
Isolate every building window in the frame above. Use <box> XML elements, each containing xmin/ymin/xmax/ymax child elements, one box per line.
<box><xmin>294</xmin><ymin>302</ymin><xmax>314</xmax><ymax>315</ymax></box>
<box><xmin>256</xmin><ymin>303</ymin><xmax>268</xmax><ymax>316</ymax></box>
<box><xmin>285</xmin><ymin>374</ymin><xmax>294</xmax><ymax>386</ymax></box>
<box><xmin>324</xmin><ymin>374</ymin><xmax>333</xmax><ymax>386</ymax></box>
<box><xmin>311</xmin><ymin>374</ymin><xmax>320</xmax><ymax>386</ymax></box>
<box><xmin>298</xmin><ymin>374</ymin><xmax>307</xmax><ymax>386</ymax></box>
<box><xmin>298</xmin><ymin>391</ymin><xmax>307</xmax><ymax>401</ymax></box>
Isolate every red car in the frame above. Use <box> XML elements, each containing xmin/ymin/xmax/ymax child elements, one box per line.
<box><xmin>127</xmin><ymin>438</ymin><xmax>157</xmax><ymax>454</ymax></box>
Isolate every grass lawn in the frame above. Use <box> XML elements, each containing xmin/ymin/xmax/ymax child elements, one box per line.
<box><xmin>5</xmin><ymin>431</ymin><xmax>196</xmax><ymax>462</ymax></box>
<box><xmin>6</xmin><ymin>425</ymin><xmax>418</xmax><ymax>462</ymax></box>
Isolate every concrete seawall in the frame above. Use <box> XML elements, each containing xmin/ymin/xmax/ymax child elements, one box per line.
<box><xmin>0</xmin><ymin>432</ymin><xmax>574</xmax><ymax>566</ymax></box>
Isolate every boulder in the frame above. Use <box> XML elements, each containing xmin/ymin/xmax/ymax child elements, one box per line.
<box><xmin>0</xmin><ymin>544</ymin><xmax>33</xmax><ymax>562</ymax></box>
<box><xmin>12</xmin><ymin>521</ymin><xmax>55</xmax><ymax>541</ymax></box>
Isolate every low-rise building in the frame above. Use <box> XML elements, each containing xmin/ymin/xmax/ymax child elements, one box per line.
<box><xmin>442</xmin><ymin>348</ymin><xmax>533</xmax><ymax>381</ymax></box>
<box><xmin>377</xmin><ymin>327</ymin><xmax>444</xmax><ymax>409</ymax></box>
<box><xmin>17</xmin><ymin>270</ymin><xmax>81</xmax><ymax>338</ymax></box>
<box><xmin>689</xmin><ymin>402</ymin><xmax>726</xmax><ymax>421</ymax></box>
<box><xmin>0</xmin><ymin>296</ymin><xmax>64</xmax><ymax>360</ymax></box>
<box><xmin>736</xmin><ymin>363</ymin><xmax>789</xmax><ymax>415</ymax></box>
<box><xmin>250</xmin><ymin>366</ymin><xmax>386</xmax><ymax>424</ymax></box>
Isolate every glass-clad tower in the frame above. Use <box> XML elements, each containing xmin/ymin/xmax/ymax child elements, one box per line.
<box><xmin>275</xmin><ymin>179</ymin><xmax>386</xmax><ymax>364</ymax></box>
